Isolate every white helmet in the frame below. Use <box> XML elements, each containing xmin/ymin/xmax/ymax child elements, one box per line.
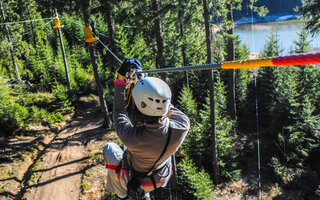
<box><xmin>132</xmin><ymin>77</ymin><xmax>171</xmax><ymax>117</ymax></box>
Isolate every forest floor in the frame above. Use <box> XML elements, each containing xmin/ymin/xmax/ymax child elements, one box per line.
<box><xmin>0</xmin><ymin>96</ymin><xmax>308</xmax><ymax>200</ymax></box>
<box><xmin>212</xmin><ymin>132</ymin><xmax>300</xmax><ymax>200</ymax></box>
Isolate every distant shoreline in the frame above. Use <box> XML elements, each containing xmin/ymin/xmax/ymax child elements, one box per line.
<box><xmin>234</xmin><ymin>13</ymin><xmax>303</xmax><ymax>25</ymax></box>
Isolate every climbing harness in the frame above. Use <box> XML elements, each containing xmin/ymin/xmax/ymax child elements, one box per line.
<box><xmin>105</xmin><ymin>162</ymin><xmax>122</xmax><ymax>181</ymax></box>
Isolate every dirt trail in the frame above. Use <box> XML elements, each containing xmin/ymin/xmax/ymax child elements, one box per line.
<box><xmin>23</xmin><ymin>107</ymin><xmax>106</xmax><ymax>200</ymax></box>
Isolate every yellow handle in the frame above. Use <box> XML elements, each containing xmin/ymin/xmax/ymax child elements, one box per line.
<box><xmin>53</xmin><ymin>16</ymin><xmax>63</xmax><ymax>29</ymax></box>
<box><xmin>221</xmin><ymin>58</ymin><xmax>274</xmax><ymax>69</ymax></box>
<box><xmin>84</xmin><ymin>26</ymin><xmax>97</xmax><ymax>43</ymax></box>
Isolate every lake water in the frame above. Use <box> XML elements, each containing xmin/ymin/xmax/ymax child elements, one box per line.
<box><xmin>234</xmin><ymin>20</ymin><xmax>320</xmax><ymax>55</ymax></box>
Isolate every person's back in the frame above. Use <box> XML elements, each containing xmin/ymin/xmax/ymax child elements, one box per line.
<box><xmin>123</xmin><ymin>113</ymin><xmax>189</xmax><ymax>173</ymax></box>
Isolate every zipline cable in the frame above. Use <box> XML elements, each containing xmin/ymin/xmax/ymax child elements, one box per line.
<box><xmin>62</xmin><ymin>17</ymin><xmax>123</xmax><ymax>65</ymax></box>
<box><xmin>65</xmin><ymin>17</ymin><xmax>85</xmax><ymax>28</ymax></box>
<box><xmin>0</xmin><ymin>17</ymin><xmax>54</xmax><ymax>26</ymax></box>
<box><xmin>63</xmin><ymin>26</ymin><xmax>84</xmax><ymax>43</ymax></box>
<box><xmin>0</xmin><ymin>17</ymin><xmax>54</xmax><ymax>45</ymax></box>
<box><xmin>20</xmin><ymin>17</ymin><xmax>54</xmax><ymax>37</ymax></box>
<box><xmin>251</xmin><ymin>7</ymin><xmax>262</xmax><ymax>200</ymax></box>
<box><xmin>254</xmin><ymin>75</ymin><xmax>262</xmax><ymax>200</ymax></box>
<box><xmin>136</xmin><ymin>53</ymin><xmax>320</xmax><ymax>73</ymax></box>
<box><xmin>94</xmin><ymin>33</ymin><xmax>123</xmax><ymax>64</ymax></box>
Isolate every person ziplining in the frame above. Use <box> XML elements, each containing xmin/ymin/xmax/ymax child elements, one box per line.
<box><xmin>103</xmin><ymin>58</ymin><xmax>190</xmax><ymax>200</ymax></box>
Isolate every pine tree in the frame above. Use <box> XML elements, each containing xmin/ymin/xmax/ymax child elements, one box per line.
<box><xmin>179</xmin><ymin>72</ymin><xmax>239</xmax><ymax>181</ymax></box>
<box><xmin>265</xmin><ymin>28</ymin><xmax>320</xmax><ymax>191</ymax></box>
<box><xmin>291</xmin><ymin>28</ymin><xmax>319</xmax><ymax>103</ymax></box>
<box><xmin>178</xmin><ymin>87</ymin><xmax>204</xmax><ymax>164</ymax></box>
<box><xmin>0</xmin><ymin>0</ymin><xmax>25</xmax><ymax>80</ymax></box>
<box><xmin>258</xmin><ymin>30</ymin><xmax>285</xmax><ymax>132</ymax></box>
<box><xmin>258</xmin><ymin>30</ymin><xmax>299</xmax><ymax>181</ymax></box>
<box><xmin>298</xmin><ymin>0</ymin><xmax>320</xmax><ymax>35</ymax></box>
<box><xmin>178</xmin><ymin>156</ymin><xmax>214</xmax><ymax>200</ymax></box>
<box><xmin>279</xmin><ymin>27</ymin><xmax>320</xmax><ymax>169</ymax></box>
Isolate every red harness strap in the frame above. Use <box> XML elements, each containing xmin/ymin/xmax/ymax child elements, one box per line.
<box><xmin>106</xmin><ymin>162</ymin><xmax>122</xmax><ymax>181</ymax></box>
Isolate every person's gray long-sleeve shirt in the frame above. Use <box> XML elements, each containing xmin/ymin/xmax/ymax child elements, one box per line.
<box><xmin>113</xmin><ymin>82</ymin><xmax>190</xmax><ymax>185</ymax></box>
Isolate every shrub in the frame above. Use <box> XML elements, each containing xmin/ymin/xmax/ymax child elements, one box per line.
<box><xmin>22</xmin><ymin>92</ymin><xmax>55</xmax><ymax>108</ymax></box>
<box><xmin>28</xmin><ymin>106</ymin><xmax>50</xmax><ymax>124</ymax></box>
<box><xmin>0</xmin><ymin>80</ymin><xmax>28</xmax><ymax>135</ymax></box>
<box><xmin>269</xmin><ymin>157</ymin><xmax>286</xmax><ymax>182</ymax></box>
<box><xmin>52</xmin><ymin>84</ymin><xmax>75</xmax><ymax>113</ymax></box>
<box><xmin>178</xmin><ymin>156</ymin><xmax>214</xmax><ymax>200</ymax></box>
<box><xmin>28</xmin><ymin>106</ymin><xmax>64</xmax><ymax>126</ymax></box>
<box><xmin>216</xmin><ymin>116</ymin><xmax>241</xmax><ymax>180</ymax></box>
<box><xmin>71</xmin><ymin>66</ymin><xmax>94</xmax><ymax>96</ymax></box>
<box><xmin>178</xmin><ymin>87</ymin><xmax>203</xmax><ymax>161</ymax></box>
<box><xmin>178</xmin><ymin>87</ymin><xmax>198</xmax><ymax>119</ymax></box>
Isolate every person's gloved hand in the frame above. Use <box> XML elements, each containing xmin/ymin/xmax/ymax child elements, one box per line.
<box><xmin>117</xmin><ymin>58</ymin><xmax>142</xmax><ymax>77</ymax></box>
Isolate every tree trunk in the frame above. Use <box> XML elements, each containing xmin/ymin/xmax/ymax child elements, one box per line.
<box><xmin>202</xmin><ymin>0</ymin><xmax>219</xmax><ymax>183</ymax></box>
<box><xmin>151</xmin><ymin>0</ymin><xmax>167</xmax><ymax>82</ymax></box>
<box><xmin>27</xmin><ymin>0</ymin><xmax>37</xmax><ymax>45</ymax></box>
<box><xmin>0</xmin><ymin>0</ymin><xmax>21</xmax><ymax>81</ymax></box>
<box><xmin>178</xmin><ymin>0</ymin><xmax>188</xmax><ymax>86</ymax></box>
<box><xmin>81</xmin><ymin>1</ymin><xmax>112</xmax><ymax>128</ymax></box>
<box><xmin>226</xmin><ymin>3</ymin><xmax>237</xmax><ymax>120</ymax></box>
<box><xmin>102</xmin><ymin>0</ymin><xmax>117</xmax><ymax>71</ymax></box>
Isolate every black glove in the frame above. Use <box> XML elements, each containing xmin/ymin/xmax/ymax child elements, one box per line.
<box><xmin>117</xmin><ymin>58</ymin><xmax>142</xmax><ymax>77</ymax></box>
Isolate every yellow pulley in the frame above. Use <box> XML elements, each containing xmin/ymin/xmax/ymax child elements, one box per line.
<box><xmin>53</xmin><ymin>16</ymin><xmax>63</xmax><ymax>29</ymax></box>
<box><xmin>84</xmin><ymin>26</ymin><xmax>97</xmax><ymax>43</ymax></box>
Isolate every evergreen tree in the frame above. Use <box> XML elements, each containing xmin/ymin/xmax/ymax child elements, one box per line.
<box><xmin>291</xmin><ymin>28</ymin><xmax>319</xmax><ymax>105</ymax></box>
<box><xmin>258</xmin><ymin>31</ymin><xmax>299</xmax><ymax>181</ymax></box>
<box><xmin>292</xmin><ymin>28</ymin><xmax>311</xmax><ymax>54</ymax></box>
<box><xmin>264</xmin><ymin>28</ymin><xmax>320</xmax><ymax>197</ymax></box>
<box><xmin>283</xmin><ymin>97</ymin><xmax>320</xmax><ymax>167</ymax></box>
<box><xmin>178</xmin><ymin>156</ymin><xmax>214</xmax><ymax>200</ymax></box>
<box><xmin>234</xmin><ymin>39</ymin><xmax>251</xmax><ymax>118</ymax></box>
<box><xmin>258</xmin><ymin>30</ymin><xmax>285</xmax><ymax>132</ymax></box>
<box><xmin>277</xmin><ymin>27</ymin><xmax>320</xmax><ymax>170</ymax></box>
<box><xmin>168</xmin><ymin>0</ymin><xmax>208</xmax><ymax>106</ymax></box>
<box><xmin>178</xmin><ymin>87</ymin><xmax>204</xmax><ymax>164</ymax></box>
<box><xmin>179</xmin><ymin>72</ymin><xmax>239</xmax><ymax>181</ymax></box>
<box><xmin>0</xmin><ymin>0</ymin><xmax>25</xmax><ymax>80</ymax></box>
<box><xmin>298</xmin><ymin>0</ymin><xmax>320</xmax><ymax>35</ymax></box>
